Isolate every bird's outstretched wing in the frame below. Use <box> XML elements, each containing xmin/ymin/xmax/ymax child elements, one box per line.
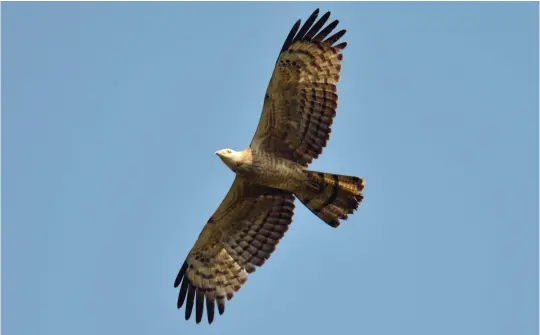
<box><xmin>250</xmin><ymin>9</ymin><xmax>347</xmax><ymax>167</ymax></box>
<box><xmin>174</xmin><ymin>177</ymin><xmax>295</xmax><ymax>323</ymax></box>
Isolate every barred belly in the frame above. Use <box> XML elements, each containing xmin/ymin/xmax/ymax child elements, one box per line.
<box><xmin>239</xmin><ymin>150</ymin><xmax>305</xmax><ymax>191</ymax></box>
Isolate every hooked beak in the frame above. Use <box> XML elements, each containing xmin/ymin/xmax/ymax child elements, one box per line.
<box><xmin>215</xmin><ymin>151</ymin><xmax>221</xmax><ymax>157</ymax></box>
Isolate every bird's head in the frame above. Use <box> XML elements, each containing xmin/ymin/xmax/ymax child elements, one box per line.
<box><xmin>215</xmin><ymin>148</ymin><xmax>243</xmax><ymax>171</ymax></box>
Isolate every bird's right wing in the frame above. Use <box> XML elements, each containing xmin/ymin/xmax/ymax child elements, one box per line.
<box><xmin>174</xmin><ymin>177</ymin><xmax>295</xmax><ymax>324</ymax></box>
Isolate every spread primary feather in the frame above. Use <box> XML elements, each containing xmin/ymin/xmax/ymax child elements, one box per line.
<box><xmin>174</xmin><ymin>9</ymin><xmax>365</xmax><ymax>324</ymax></box>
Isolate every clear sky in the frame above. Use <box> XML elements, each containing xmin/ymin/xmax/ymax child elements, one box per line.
<box><xmin>2</xmin><ymin>2</ymin><xmax>538</xmax><ymax>335</ymax></box>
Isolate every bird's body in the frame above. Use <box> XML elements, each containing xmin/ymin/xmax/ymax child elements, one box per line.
<box><xmin>217</xmin><ymin>148</ymin><xmax>306</xmax><ymax>192</ymax></box>
<box><xmin>174</xmin><ymin>9</ymin><xmax>366</xmax><ymax>324</ymax></box>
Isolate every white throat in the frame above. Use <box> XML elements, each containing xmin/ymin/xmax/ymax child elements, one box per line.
<box><xmin>216</xmin><ymin>149</ymin><xmax>242</xmax><ymax>171</ymax></box>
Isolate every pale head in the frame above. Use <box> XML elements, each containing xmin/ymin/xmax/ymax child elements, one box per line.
<box><xmin>215</xmin><ymin>148</ymin><xmax>243</xmax><ymax>171</ymax></box>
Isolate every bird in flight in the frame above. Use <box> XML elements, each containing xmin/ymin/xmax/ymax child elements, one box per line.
<box><xmin>174</xmin><ymin>8</ymin><xmax>364</xmax><ymax>324</ymax></box>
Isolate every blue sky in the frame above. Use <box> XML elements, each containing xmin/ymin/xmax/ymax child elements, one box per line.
<box><xmin>2</xmin><ymin>2</ymin><xmax>538</xmax><ymax>335</ymax></box>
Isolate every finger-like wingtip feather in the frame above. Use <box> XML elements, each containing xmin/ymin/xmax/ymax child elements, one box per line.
<box><xmin>280</xmin><ymin>19</ymin><xmax>301</xmax><ymax>54</ymax></box>
<box><xmin>293</xmin><ymin>8</ymin><xmax>320</xmax><ymax>43</ymax></box>
<box><xmin>303</xmin><ymin>11</ymin><xmax>331</xmax><ymax>41</ymax></box>
<box><xmin>217</xmin><ymin>299</ymin><xmax>225</xmax><ymax>315</ymax></box>
<box><xmin>195</xmin><ymin>289</ymin><xmax>205</xmax><ymax>324</ymax></box>
<box><xmin>334</xmin><ymin>41</ymin><xmax>347</xmax><ymax>50</ymax></box>
<box><xmin>324</xmin><ymin>29</ymin><xmax>346</xmax><ymax>46</ymax></box>
<box><xmin>313</xmin><ymin>19</ymin><xmax>339</xmax><ymax>42</ymax></box>
<box><xmin>174</xmin><ymin>262</ymin><xmax>188</xmax><ymax>288</ymax></box>
<box><xmin>185</xmin><ymin>284</ymin><xmax>196</xmax><ymax>320</ymax></box>
<box><xmin>206</xmin><ymin>295</ymin><xmax>215</xmax><ymax>324</ymax></box>
<box><xmin>278</xmin><ymin>9</ymin><xmax>348</xmax><ymax>58</ymax></box>
<box><xmin>177</xmin><ymin>277</ymin><xmax>189</xmax><ymax>308</ymax></box>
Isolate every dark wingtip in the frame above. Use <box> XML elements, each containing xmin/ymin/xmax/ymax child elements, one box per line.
<box><xmin>324</xmin><ymin>29</ymin><xmax>347</xmax><ymax>46</ymax></box>
<box><xmin>280</xmin><ymin>19</ymin><xmax>302</xmax><ymax>54</ymax></box>
<box><xmin>313</xmin><ymin>19</ymin><xmax>339</xmax><ymax>42</ymax></box>
<box><xmin>217</xmin><ymin>300</ymin><xmax>225</xmax><ymax>315</ymax></box>
<box><xmin>195</xmin><ymin>289</ymin><xmax>204</xmax><ymax>324</ymax></box>
<box><xmin>320</xmin><ymin>11</ymin><xmax>332</xmax><ymax>25</ymax></box>
<box><xmin>303</xmin><ymin>11</ymin><xmax>331</xmax><ymax>41</ymax></box>
<box><xmin>328</xmin><ymin>219</ymin><xmax>340</xmax><ymax>228</ymax></box>
<box><xmin>293</xmin><ymin>8</ymin><xmax>320</xmax><ymax>44</ymax></box>
<box><xmin>177</xmin><ymin>277</ymin><xmax>189</xmax><ymax>308</ymax></box>
<box><xmin>335</xmin><ymin>41</ymin><xmax>347</xmax><ymax>50</ymax></box>
<box><xmin>174</xmin><ymin>262</ymin><xmax>188</xmax><ymax>288</ymax></box>
<box><xmin>206</xmin><ymin>296</ymin><xmax>215</xmax><ymax>324</ymax></box>
<box><xmin>280</xmin><ymin>9</ymin><xmax>347</xmax><ymax>57</ymax></box>
<box><xmin>185</xmin><ymin>284</ymin><xmax>196</xmax><ymax>320</ymax></box>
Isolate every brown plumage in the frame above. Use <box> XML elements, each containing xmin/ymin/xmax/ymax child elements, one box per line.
<box><xmin>174</xmin><ymin>9</ymin><xmax>364</xmax><ymax>324</ymax></box>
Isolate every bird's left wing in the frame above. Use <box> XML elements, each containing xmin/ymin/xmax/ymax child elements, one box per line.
<box><xmin>174</xmin><ymin>177</ymin><xmax>295</xmax><ymax>324</ymax></box>
<box><xmin>250</xmin><ymin>9</ymin><xmax>347</xmax><ymax>167</ymax></box>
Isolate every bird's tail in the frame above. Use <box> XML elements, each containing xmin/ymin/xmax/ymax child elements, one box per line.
<box><xmin>294</xmin><ymin>170</ymin><xmax>365</xmax><ymax>228</ymax></box>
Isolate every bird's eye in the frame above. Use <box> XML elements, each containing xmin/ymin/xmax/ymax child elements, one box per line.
<box><xmin>227</xmin><ymin>150</ymin><xmax>232</xmax><ymax>154</ymax></box>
